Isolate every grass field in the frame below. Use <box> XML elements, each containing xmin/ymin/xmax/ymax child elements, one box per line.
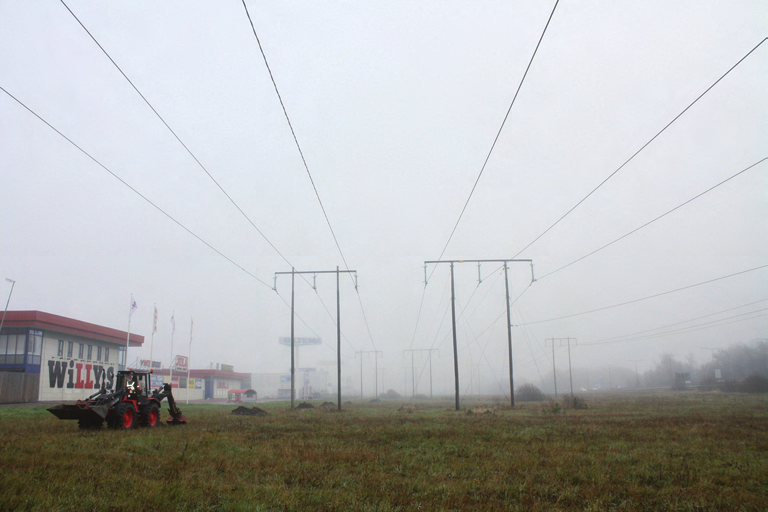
<box><xmin>0</xmin><ymin>391</ymin><xmax>766</xmax><ymax>511</ymax></box>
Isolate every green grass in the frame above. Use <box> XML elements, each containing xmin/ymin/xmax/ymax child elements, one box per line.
<box><xmin>0</xmin><ymin>392</ymin><xmax>766</xmax><ymax>511</ymax></box>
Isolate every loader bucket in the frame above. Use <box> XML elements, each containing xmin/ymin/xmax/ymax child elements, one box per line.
<box><xmin>48</xmin><ymin>402</ymin><xmax>110</xmax><ymax>422</ymax></box>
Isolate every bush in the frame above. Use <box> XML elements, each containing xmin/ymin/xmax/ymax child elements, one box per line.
<box><xmin>562</xmin><ymin>395</ymin><xmax>588</xmax><ymax>410</ymax></box>
<box><xmin>541</xmin><ymin>400</ymin><xmax>561</xmax><ymax>414</ymax></box>
<box><xmin>720</xmin><ymin>374</ymin><xmax>768</xmax><ymax>393</ymax></box>
<box><xmin>380</xmin><ymin>389</ymin><xmax>401</xmax><ymax>399</ymax></box>
<box><xmin>742</xmin><ymin>374</ymin><xmax>768</xmax><ymax>393</ymax></box>
<box><xmin>516</xmin><ymin>383</ymin><xmax>546</xmax><ymax>402</ymax></box>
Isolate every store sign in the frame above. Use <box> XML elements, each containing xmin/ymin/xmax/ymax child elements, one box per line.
<box><xmin>171</xmin><ymin>376</ymin><xmax>179</xmax><ymax>389</ymax></box>
<box><xmin>173</xmin><ymin>355</ymin><xmax>188</xmax><ymax>372</ymax></box>
<box><xmin>47</xmin><ymin>359</ymin><xmax>115</xmax><ymax>390</ymax></box>
<box><xmin>279</xmin><ymin>337</ymin><xmax>322</xmax><ymax>346</ymax></box>
<box><xmin>220</xmin><ymin>364</ymin><xmax>234</xmax><ymax>372</ymax></box>
<box><xmin>139</xmin><ymin>359</ymin><xmax>162</xmax><ymax>369</ymax></box>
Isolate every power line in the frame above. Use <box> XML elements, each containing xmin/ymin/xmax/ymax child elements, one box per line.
<box><xmin>583</xmin><ymin>309</ymin><xmax>768</xmax><ymax>347</ymax></box>
<box><xmin>240</xmin><ymin>0</ymin><xmax>349</xmax><ymax>270</ymax></box>
<box><xmin>5</xmin><ymin>83</ymin><xmax>344</xmax><ymax>355</ymax></box>
<box><xmin>582</xmin><ymin>298</ymin><xmax>768</xmax><ymax>346</ymax></box>
<box><xmin>513</xmin><ymin>37</ymin><xmax>767</xmax><ymax>259</ymax></box>
<box><xmin>431</xmin><ymin>0</ymin><xmax>560</xmax><ymax>277</ymax></box>
<box><xmin>0</xmin><ymin>85</ymin><xmax>272</xmax><ymax>290</ymax></box>
<box><xmin>525</xmin><ymin>264</ymin><xmax>768</xmax><ymax>325</ymax></box>
<box><xmin>241</xmin><ymin>0</ymin><xmax>379</xmax><ymax>352</ymax></box>
<box><xmin>59</xmin><ymin>0</ymin><xmax>295</xmax><ymax>270</ymax></box>
<box><xmin>60</xmin><ymin>1</ymin><xmax>368</xmax><ymax>353</ymax></box>
<box><xmin>538</xmin><ymin>157</ymin><xmax>767</xmax><ymax>280</ymax></box>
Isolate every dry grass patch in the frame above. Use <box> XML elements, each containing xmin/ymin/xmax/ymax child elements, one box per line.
<box><xmin>0</xmin><ymin>393</ymin><xmax>765</xmax><ymax>511</ymax></box>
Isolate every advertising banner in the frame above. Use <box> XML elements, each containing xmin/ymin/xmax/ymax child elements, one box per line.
<box><xmin>151</xmin><ymin>375</ymin><xmax>164</xmax><ymax>389</ymax></box>
<box><xmin>220</xmin><ymin>364</ymin><xmax>234</xmax><ymax>372</ymax></box>
<box><xmin>171</xmin><ymin>376</ymin><xmax>179</xmax><ymax>389</ymax></box>
<box><xmin>195</xmin><ymin>378</ymin><xmax>203</xmax><ymax>389</ymax></box>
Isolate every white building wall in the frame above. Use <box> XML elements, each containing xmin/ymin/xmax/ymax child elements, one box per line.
<box><xmin>40</xmin><ymin>333</ymin><xmax>120</xmax><ymax>402</ymax></box>
<box><xmin>213</xmin><ymin>377</ymin><xmax>241</xmax><ymax>399</ymax></box>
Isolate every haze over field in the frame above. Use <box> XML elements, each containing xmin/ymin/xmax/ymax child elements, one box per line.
<box><xmin>1</xmin><ymin>1</ymin><xmax>766</xmax><ymax>396</ymax></box>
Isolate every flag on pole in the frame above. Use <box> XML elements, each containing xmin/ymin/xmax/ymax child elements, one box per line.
<box><xmin>129</xmin><ymin>296</ymin><xmax>138</xmax><ymax>317</ymax></box>
<box><xmin>153</xmin><ymin>305</ymin><xmax>158</xmax><ymax>333</ymax></box>
<box><xmin>170</xmin><ymin>313</ymin><xmax>176</xmax><ymax>335</ymax></box>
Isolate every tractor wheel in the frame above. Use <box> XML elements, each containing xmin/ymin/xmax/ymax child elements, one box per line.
<box><xmin>78</xmin><ymin>418</ymin><xmax>103</xmax><ymax>430</ymax></box>
<box><xmin>142</xmin><ymin>404</ymin><xmax>160</xmax><ymax>427</ymax></box>
<box><xmin>112</xmin><ymin>402</ymin><xmax>136</xmax><ymax>430</ymax></box>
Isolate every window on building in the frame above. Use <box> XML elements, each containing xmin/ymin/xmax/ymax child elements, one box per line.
<box><xmin>58</xmin><ymin>340</ymin><xmax>64</xmax><ymax>357</ymax></box>
<box><xmin>97</xmin><ymin>346</ymin><xmax>102</xmax><ymax>361</ymax></box>
<box><xmin>104</xmin><ymin>347</ymin><xmax>109</xmax><ymax>362</ymax></box>
<box><xmin>78</xmin><ymin>343</ymin><xmax>84</xmax><ymax>359</ymax></box>
<box><xmin>0</xmin><ymin>329</ymin><xmax>27</xmax><ymax>364</ymax></box>
<box><xmin>87</xmin><ymin>345</ymin><xmax>93</xmax><ymax>360</ymax></box>
<box><xmin>26</xmin><ymin>331</ymin><xmax>43</xmax><ymax>366</ymax></box>
<box><xmin>67</xmin><ymin>341</ymin><xmax>73</xmax><ymax>358</ymax></box>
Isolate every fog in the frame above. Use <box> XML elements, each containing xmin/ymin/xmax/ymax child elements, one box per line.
<box><xmin>1</xmin><ymin>1</ymin><xmax>765</xmax><ymax>397</ymax></box>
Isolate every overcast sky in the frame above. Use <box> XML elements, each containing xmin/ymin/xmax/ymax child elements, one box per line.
<box><xmin>1</xmin><ymin>1</ymin><xmax>766</xmax><ymax>395</ymax></box>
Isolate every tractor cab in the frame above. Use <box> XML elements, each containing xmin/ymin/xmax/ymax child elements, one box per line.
<box><xmin>115</xmin><ymin>369</ymin><xmax>151</xmax><ymax>398</ymax></box>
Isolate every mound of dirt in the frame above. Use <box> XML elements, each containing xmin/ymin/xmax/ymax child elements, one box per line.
<box><xmin>296</xmin><ymin>402</ymin><xmax>315</xmax><ymax>409</ymax></box>
<box><xmin>369</xmin><ymin>398</ymin><xmax>381</xmax><ymax>403</ymax></box>
<box><xmin>344</xmin><ymin>401</ymin><xmax>352</xmax><ymax>405</ymax></box>
<box><xmin>320</xmin><ymin>402</ymin><xmax>335</xmax><ymax>407</ymax></box>
<box><xmin>231</xmin><ymin>406</ymin><xmax>269</xmax><ymax>416</ymax></box>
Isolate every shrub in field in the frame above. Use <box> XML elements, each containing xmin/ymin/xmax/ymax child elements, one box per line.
<box><xmin>562</xmin><ymin>395</ymin><xmax>588</xmax><ymax>409</ymax></box>
<box><xmin>742</xmin><ymin>374</ymin><xmax>768</xmax><ymax>393</ymax></box>
<box><xmin>719</xmin><ymin>374</ymin><xmax>768</xmax><ymax>393</ymax></box>
<box><xmin>541</xmin><ymin>400</ymin><xmax>561</xmax><ymax>414</ymax></box>
<box><xmin>380</xmin><ymin>389</ymin><xmax>401</xmax><ymax>399</ymax></box>
<box><xmin>516</xmin><ymin>383</ymin><xmax>546</xmax><ymax>402</ymax></box>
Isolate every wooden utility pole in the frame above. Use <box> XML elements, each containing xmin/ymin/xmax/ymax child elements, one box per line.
<box><xmin>546</xmin><ymin>338</ymin><xmax>576</xmax><ymax>397</ymax></box>
<box><xmin>275</xmin><ymin>267</ymin><xmax>357</xmax><ymax>411</ymax></box>
<box><xmin>403</xmin><ymin>348</ymin><xmax>439</xmax><ymax>399</ymax></box>
<box><xmin>424</xmin><ymin>259</ymin><xmax>534</xmax><ymax>410</ymax></box>
<box><xmin>356</xmin><ymin>350</ymin><xmax>382</xmax><ymax>399</ymax></box>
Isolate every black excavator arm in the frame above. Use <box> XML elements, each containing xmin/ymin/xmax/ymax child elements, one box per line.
<box><xmin>153</xmin><ymin>383</ymin><xmax>187</xmax><ymax>424</ymax></box>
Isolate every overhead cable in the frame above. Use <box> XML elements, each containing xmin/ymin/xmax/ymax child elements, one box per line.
<box><xmin>59</xmin><ymin>0</ymin><xmax>295</xmax><ymax>270</ymax></box>
<box><xmin>524</xmin><ymin>264</ymin><xmax>768</xmax><ymax>325</ymax></box>
<box><xmin>241</xmin><ymin>0</ymin><xmax>378</xmax><ymax>352</ymax></box>
<box><xmin>582</xmin><ymin>309</ymin><xmax>768</xmax><ymax>346</ymax></box>
<box><xmin>538</xmin><ymin>157</ymin><xmax>767</xmax><ymax>280</ymax></box>
<box><xmin>583</xmin><ymin>298</ymin><xmax>768</xmax><ymax>346</ymax></box>
<box><xmin>513</xmin><ymin>37</ymin><xmax>767</xmax><ymax>258</ymax></box>
<box><xmin>1</xmin><ymin>85</ymin><xmax>272</xmax><ymax>290</ymax></box>
<box><xmin>430</xmin><ymin>0</ymin><xmax>560</xmax><ymax>278</ymax></box>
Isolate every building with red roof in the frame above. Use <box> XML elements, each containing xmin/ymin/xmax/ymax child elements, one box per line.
<box><xmin>0</xmin><ymin>310</ymin><xmax>143</xmax><ymax>403</ymax></box>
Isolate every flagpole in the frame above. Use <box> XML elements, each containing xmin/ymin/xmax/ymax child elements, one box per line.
<box><xmin>187</xmin><ymin>317</ymin><xmax>193</xmax><ymax>405</ymax></box>
<box><xmin>169</xmin><ymin>312</ymin><xmax>175</xmax><ymax>388</ymax></box>
<box><xmin>125</xmin><ymin>294</ymin><xmax>135</xmax><ymax>370</ymax></box>
<box><xmin>149</xmin><ymin>303</ymin><xmax>157</xmax><ymax>370</ymax></box>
